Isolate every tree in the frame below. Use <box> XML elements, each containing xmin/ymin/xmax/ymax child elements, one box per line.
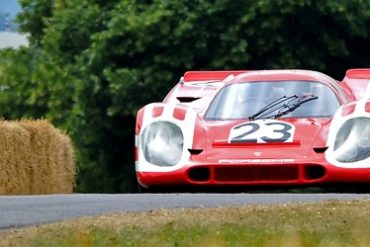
<box><xmin>0</xmin><ymin>47</ymin><xmax>46</xmax><ymax>119</ymax></box>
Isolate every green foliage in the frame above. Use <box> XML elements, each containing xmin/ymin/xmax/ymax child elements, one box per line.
<box><xmin>1</xmin><ymin>0</ymin><xmax>370</xmax><ymax>192</ymax></box>
<box><xmin>0</xmin><ymin>46</ymin><xmax>75</xmax><ymax>127</ymax></box>
<box><xmin>0</xmin><ymin>47</ymin><xmax>47</xmax><ymax>119</ymax></box>
<box><xmin>17</xmin><ymin>0</ymin><xmax>53</xmax><ymax>45</ymax></box>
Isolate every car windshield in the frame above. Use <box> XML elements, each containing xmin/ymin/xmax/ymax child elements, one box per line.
<box><xmin>205</xmin><ymin>80</ymin><xmax>340</xmax><ymax>120</ymax></box>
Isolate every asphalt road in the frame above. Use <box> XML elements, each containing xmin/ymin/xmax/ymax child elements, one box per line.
<box><xmin>0</xmin><ymin>193</ymin><xmax>370</xmax><ymax>229</ymax></box>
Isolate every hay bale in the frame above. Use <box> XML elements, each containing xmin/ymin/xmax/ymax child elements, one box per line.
<box><xmin>0</xmin><ymin>121</ymin><xmax>32</xmax><ymax>194</ymax></box>
<box><xmin>0</xmin><ymin>120</ymin><xmax>75</xmax><ymax>195</ymax></box>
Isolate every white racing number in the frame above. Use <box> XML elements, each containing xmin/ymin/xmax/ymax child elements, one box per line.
<box><xmin>229</xmin><ymin>119</ymin><xmax>295</xmax><ymax>143</ymax></box>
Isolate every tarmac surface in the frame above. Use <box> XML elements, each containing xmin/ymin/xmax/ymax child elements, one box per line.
<box><xmin>1</xmin><ymin>193</ymin><xmax>369</xmax><ymax>229</ymax></box>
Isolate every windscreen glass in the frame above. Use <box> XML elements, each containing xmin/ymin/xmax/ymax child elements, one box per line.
<box><xmin>205</xmin><ymin>81</ymin><xmax>340</xmax><ymax>120</ymax></box>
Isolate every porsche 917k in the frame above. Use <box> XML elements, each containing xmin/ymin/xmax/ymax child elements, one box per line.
<box><xmin>135</xmin><ymin>69</ymin><xmax>370</xmax><ymax>190</ymax></box>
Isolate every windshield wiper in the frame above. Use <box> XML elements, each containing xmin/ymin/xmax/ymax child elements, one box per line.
<box><xmin>273</xmin><ymin>95</ymin><xmax>318</xmax><ymax>119</ymax></box>
<box><xmin>249</xmin><ymin>95</ymin><xmax>298</xmax><ymax>120</ymax></box>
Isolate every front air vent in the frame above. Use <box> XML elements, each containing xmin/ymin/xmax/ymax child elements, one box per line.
<box><xmin>304</xmin><ymin>165</ymin><xmax>326</xmax><ymax>180</ymax></box>
<box><xmin>177</xmin><ymin>97</ymin><xmax>200</xmax><ymax>103</ymax></box>
<box><xmin>313</xmin><ymin>147</ymin><xmax>328</xmax><ymax>153</ymax></box>
<box><xmin>188</xmin><ymin>149</ymin><xmax>203</xmax><ymax>155</ymax></box>
<box><xmin>214</xmin><ymin>165</ymin><xmax>299</xmax><ymax>182</ymax></box>
<box><xmin>188</xmin><ymin>167</ymin><xmax>210</xmax><ymax>182</ymax></box>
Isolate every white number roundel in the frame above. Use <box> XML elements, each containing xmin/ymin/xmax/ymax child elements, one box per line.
<box><xmin>228</xmin><ymin>119</ymin><xmax>295</xmax><ymax>143</ymax></box>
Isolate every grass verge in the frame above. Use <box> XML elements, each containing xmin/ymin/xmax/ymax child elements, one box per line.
<box><xmin>1</xmin><ymin>200</ymin><xmax>370</xmax><ymax>247</ymax></box>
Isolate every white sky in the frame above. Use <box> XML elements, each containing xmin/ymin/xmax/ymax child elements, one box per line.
<box><xmin>0</xmin><ymin>32</ymin><xmax>28</xmax><ymax>49</ymax></box>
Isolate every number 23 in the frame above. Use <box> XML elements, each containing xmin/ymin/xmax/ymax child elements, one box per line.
<box><xmin>230</xmin><ymin>121</ymin><xmax>294</xmax><ymax>143</ymax></box>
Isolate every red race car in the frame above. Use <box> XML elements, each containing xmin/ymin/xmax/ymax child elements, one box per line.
<box><xmin>135</xmin><ymin>69</ymin><xmax>370</xmax><ymax>190</ymax></box>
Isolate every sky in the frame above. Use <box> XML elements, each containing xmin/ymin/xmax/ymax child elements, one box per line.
<box><xmin>0</xmin><ymin>32</ymin><xmax>28</xmax><ymax>48</ymax></box>
<box><xmin>0</xmin><ymin>0</ymin><xmax>28</xmax><ymax>48</ymax></box>
<box><xmin>0</xmin><ymin>0</ymin><xmax>21</xmax><ymax>31</ymax></box>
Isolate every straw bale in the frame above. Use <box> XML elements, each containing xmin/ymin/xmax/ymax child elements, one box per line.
<box><xmin>0</xmin><ymin>120</ymin><xmax>75</xmax><ymax>195</ymax></box>
<box><xmin>0</xmin><ymin>121</ymin><xmax>31</xmax><ymax>194</ymax></box>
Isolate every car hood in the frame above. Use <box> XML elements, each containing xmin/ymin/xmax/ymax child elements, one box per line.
<box><xmin>202</xmin><ymin>117</ymin><xmax>332</xmax><ymax>163</ymax></box>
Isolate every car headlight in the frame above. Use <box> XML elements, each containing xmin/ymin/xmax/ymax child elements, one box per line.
<box><xmin>140</xmin><ymin>121</ymin><xmax>184</xmax><ymax>166</ymax></box>
<box><xmin>334</xmin><ymin>117</ymin><xmax>370</xmax><ymax>163</ymax></box>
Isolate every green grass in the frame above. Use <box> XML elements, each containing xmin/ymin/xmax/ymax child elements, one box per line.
<box><xmin>2</xmin><ymin>200</ymin><xmax>370</xmax><ymax>247</ymax></box>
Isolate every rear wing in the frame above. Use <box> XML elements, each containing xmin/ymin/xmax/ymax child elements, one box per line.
<box><xmin>342</xmin><ymin>69</ymin><xmax>370</xmax><ymax>100</ymax></box>
<box><xmin>183</xmin><ymin>71</ymin><xmax>247</xmax><ymax>83</ymax></box>
<box><xmin>345</xmin><ymin>69</ymin><xmax>370</xmax><ymax>79</ymax></box>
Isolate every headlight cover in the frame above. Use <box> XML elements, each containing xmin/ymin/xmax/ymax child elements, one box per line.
<box><xmin>334</xmin><ymin>117</ymin><xmax>370</xmax><ymax>163</ymax></box>
<box><xmin>140</xmin><ymin>121</ymin><xmax>184</xmax><ymax>167</ymax></box>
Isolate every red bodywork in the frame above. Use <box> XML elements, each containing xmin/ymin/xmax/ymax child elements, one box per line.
<box><xmin>135</xmin><ymin>69</ymin><xmax>370</xmax><ymax>189</ymax></box>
